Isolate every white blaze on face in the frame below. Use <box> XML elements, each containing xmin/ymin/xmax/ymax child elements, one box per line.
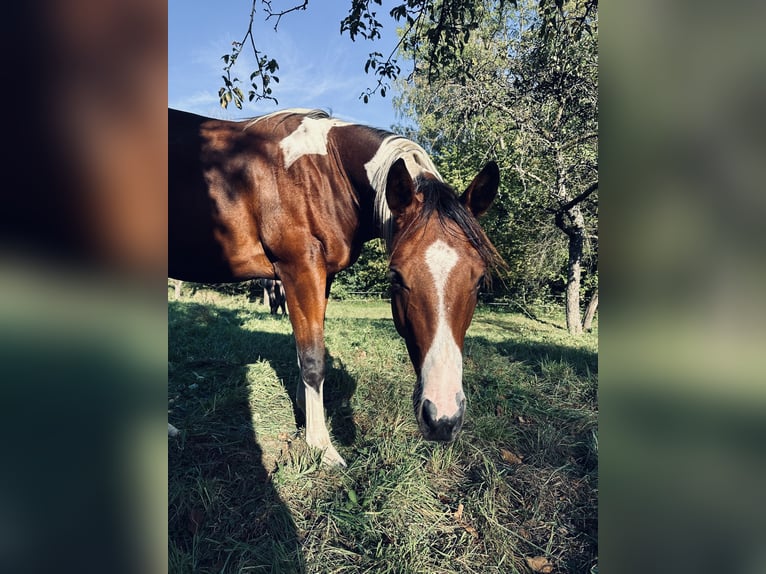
<box><xmin>420</xmin><ymin>240</ymin><xmax>465</xmax><ymax>419</ymax></box>
<box><xmin>279</xmin><ymin>116</ymin><xmax>350</xmax><ymax>169</ymax></box>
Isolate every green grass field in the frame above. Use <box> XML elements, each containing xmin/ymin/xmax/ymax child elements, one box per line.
<box><xmin>169</xmin><ymin>286</ymin><xmax>597</xmax><ymax>573</ymax></box>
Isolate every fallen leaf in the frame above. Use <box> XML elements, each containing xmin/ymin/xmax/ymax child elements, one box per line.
<box><xmin>525</xmin><ymin>556</ymin><xmax>554</xmax><ymax>573</ymax></box>
<box><xmin>452</xmin><ymin>503</ymin><xmax>479</xmax><ymax>538</ymax></box>
<box><xmin>500</xmin><ymin>448</ymin><xmax>523</xmax><ymax>464</ymax></box>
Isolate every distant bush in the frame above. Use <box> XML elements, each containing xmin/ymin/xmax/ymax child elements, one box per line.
<box><xmin>331</xmin><ymin>239</ymin><xmax>390</xmax><ymax>300</ymax></box>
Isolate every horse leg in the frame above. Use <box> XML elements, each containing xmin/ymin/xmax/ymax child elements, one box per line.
<box><xmin>279</xmin><ymin>285</ymin><xmax>287</xmax><ymax>316</ymax></box>
<box><xmin>280</xmin><ymin>265</ymin><xmax>345</xmax><ymax>467</ymax></box>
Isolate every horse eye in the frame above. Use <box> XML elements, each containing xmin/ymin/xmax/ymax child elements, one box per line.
<box><xmin>389</xmin><ymin>269</ymin><xmax>407</xmax><ymax>289</ymax></box>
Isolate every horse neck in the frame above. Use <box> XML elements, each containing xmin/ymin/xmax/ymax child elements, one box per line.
<box><xmin>332</xmin><ymin>126</ymin><xmax>395</xmax><ymax>245</ymax></box>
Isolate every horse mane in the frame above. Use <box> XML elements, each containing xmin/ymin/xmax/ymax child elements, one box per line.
<box><xmin>365</xmin><ymin>134</ymin><xmax>442</xmax><ymax>248</ymax></box>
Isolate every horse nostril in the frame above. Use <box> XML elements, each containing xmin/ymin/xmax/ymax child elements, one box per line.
<box><xmin>421</xmin><ymin>399</ymin><xmax>438</xmax><ymax>428</ymax></box>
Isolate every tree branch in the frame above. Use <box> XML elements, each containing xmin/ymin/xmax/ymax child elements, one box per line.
<box><xmin>358</xmin><ymin>7</ymin><xmax>427</xmax><ymax>102</ymax></box>
<box><xmin>264</xmin><ymin>0</ymin><xmax>309</xmax><ymax>31</ymax></box>
<box><xmin>560</xmin><ymin>180</ymin><xmax>598</xmax><ymax>212</ymax></box>
<box><xmin>513</xmin><ymin>163</ymin><xmax>547</xmax><ymax>187</ymax></box>
<box><xmin>552</xmin><ymin>181</ymin><xmax>597</xmax><ymax>236</ymax></box>
<box><xmin>219</xmin><ymin>0</ymin><xmax>287</xmax><ymax>107</ymax></box>
<box><xmin>560</xmin><ymin>131</ymin><xmax>598</xmax><ymax>152</ymax></box>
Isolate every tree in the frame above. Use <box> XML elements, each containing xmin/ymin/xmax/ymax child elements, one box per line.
<box><xmin>514</xmin><ymin>0</ymin><xmax>598</xmax><ymax>334</ymax></box>
<box><xmin>395</xmin><ymin>0</ymin><xmax>598</xmax><ymax>334</ymax></box>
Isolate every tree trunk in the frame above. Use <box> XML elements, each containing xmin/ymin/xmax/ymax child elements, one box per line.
<box><xmin>565</xmin><ymin>228</ymin><xmax>584</xmax><ymax>335</ymax></box>
<box><xmin>555</xmin><ymin>198</ymin><xmax>588</xmax><ymax>336</ymax></box>
<box><xmin>553</xmin><ymin>173</ymin><xmax>595</xmax><ymax>336</ymax></box>
<box><xmin>582</xmin><ymin>288</ymin><xmax>598</xmax><ymax>332</ymax></box>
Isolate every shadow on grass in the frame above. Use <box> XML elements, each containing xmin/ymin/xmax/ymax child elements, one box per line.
<box><xmin>464</xmin><ymin>334</ymin><xmax>598</xmax><ymax>471</ymax></box>
<box><xmin>168</xmin><ymin>301</ymin><xmax>357</xmax><ymax>573</ymax></box>
<box><xmin>500</xmin><ymin>338</ymin><xmax>597</xmax><ymax>378</ymax></box>
<box><xmin>468</xmin><ymin>325</ymin><xmax>598</xmax><ymax>379</ymax></box>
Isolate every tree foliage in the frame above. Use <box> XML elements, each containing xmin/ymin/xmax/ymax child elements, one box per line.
<box><xmin>394</xmin><ymin>0</ymin><xmax>598</xmax><ymax>332</ymax></box>
<box><xmin>330</xmin><ymin>239</ymin><xmax>391</xmax><ymax>299</ymax></box>
<box><xmin>218</xmin><ymin>0</ymin><xmax>595</xmax><ymax>107</ymax></box>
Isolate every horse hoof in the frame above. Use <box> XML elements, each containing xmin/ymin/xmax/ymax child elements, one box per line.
<box><xmin>321</xmin><ymin>446</ymin><xmax>347</xmax><ymax>468</ymax></box>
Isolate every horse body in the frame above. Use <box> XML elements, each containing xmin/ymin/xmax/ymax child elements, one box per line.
<box><xmin>170</xmin><ymin>109</ymin><xmax>371</xmax><ymax>283</ymax></box>
<box><xmin>169</xmin><ymin>108</ymin><xmax>500</xmax><ymax>466</ymax></box>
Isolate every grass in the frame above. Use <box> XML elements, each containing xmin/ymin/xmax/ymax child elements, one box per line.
<box><xmin>169</xmin><ymin>287</ymin><xmax>597</xmax><ymax>573</ymax></box>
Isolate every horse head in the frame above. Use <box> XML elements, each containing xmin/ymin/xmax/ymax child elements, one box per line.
<box><xmin>385</xmin><ymin>158</ymin><xmax>501</xmax><ymax>442</ymax></box>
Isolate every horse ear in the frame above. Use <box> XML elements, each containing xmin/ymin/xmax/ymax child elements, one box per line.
<box><xmin>460</xmin><ymin>161</ymin><xmax>500</xmax><ymax>218</ymax></box>
<box><xmin>385</xmin><ymin>158</ymin><xmax>415</xmax><ymax>216</ymax></box>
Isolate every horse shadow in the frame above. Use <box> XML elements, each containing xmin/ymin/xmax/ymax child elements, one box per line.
<box><xmin>168</xmin><ymin>300</ymin><xmax>357</xmax><ymax>573</ymax></box>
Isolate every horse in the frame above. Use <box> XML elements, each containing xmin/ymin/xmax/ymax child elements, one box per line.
<box><xmin>169</xmin><ymin>108</ymin><xmax>503</xmax><ymax>466</ymax></box>
<box><xmin>261</xmin><ymin>278</ymin><xmax>287</xmax><ymax>316</ymax></box>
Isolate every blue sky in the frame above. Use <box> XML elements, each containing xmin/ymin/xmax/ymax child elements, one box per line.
<box><xmin>169</xmin><ymin>1</ymin><xmax>410</xmax><ymax>130</ymax></box>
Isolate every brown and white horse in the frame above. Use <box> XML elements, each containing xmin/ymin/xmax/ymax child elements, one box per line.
<box><xmin>169</xmin><ymin>108</ymin><xmax>503</xmax><ymax>466</ymax></box>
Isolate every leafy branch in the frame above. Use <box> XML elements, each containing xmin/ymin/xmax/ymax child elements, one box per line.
<box><xmin>350</xmin><ymin>2</ymin><xmax>428</xmax><ymax>102</ymax></box>
<box><xmin>219</xmin><ymin>1</ymin><xmax>308</xmax><ymax>108</ymax></box>
<box><xmin>219</xmin><ymin>0</ymin><xmax>592</xmax><ymax>108</ymax></box>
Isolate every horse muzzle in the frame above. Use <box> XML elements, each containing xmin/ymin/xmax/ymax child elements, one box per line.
<box><xmin>416</xmin><ymin>393</ymin><xmax>466</xmax><ymax>442</ymax></box>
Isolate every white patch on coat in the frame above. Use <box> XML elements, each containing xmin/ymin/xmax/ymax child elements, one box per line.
<box><xmin>302</xmin><ymin>379</ymin><xmax>347</xmax><ymax>467</ymax></box>
<box><xmin>420</xmin><ymin>240</ymin><xmax>465</xmax><ymax>419</ymax></box>
<box><xmin>279</xmin><ymin>116</ymin><xmax>350</xmax><ymax>169</ymax></box>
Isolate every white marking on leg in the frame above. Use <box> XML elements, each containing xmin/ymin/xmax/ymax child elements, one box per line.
<box><xmin>302</xmin><ymin>379</ymin><xmax>346</xmax><ymax>467</ymax></box>
<box><xmin>279</xmin><ymin>117</ymin><xmax>350</xmax><ymax>169</ymax></box>
<box><xmin>420</xmin><ymin>240</ymin><xmax>465</xmax><ymax>418</ymax></box>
